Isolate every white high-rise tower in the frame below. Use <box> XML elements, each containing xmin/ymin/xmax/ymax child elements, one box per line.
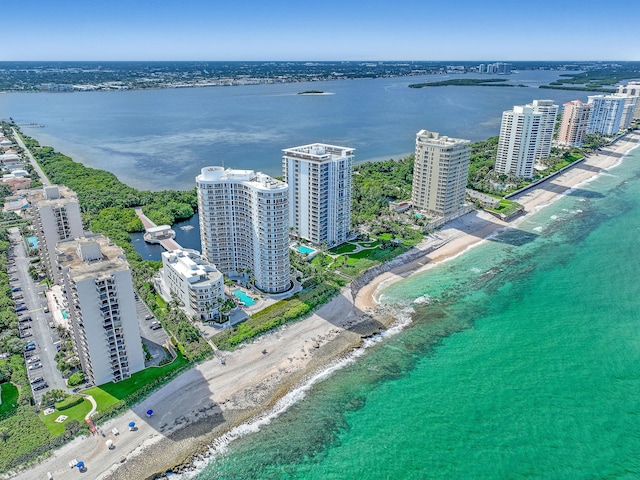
<box><xmin>283</xmin><ymin>143</ymin><xmax>354</xmax><ymax>248</ymax></box>
<box><xmin>196</xmin><ymin>167</ymin><xmax>290</xmax><ymax>294</ymax></box>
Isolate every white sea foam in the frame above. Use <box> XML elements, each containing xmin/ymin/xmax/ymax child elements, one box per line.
<box><xmin>532</xmin><ymin>226</ymin><xmax>543</xmax><ymax>232</ymax></box>
<box><xmin>414</xmin><ymin>294</ymin><xmax>432</xmax><ymax>305</ymax></box>
<box><xmin>173</xmin><ymin>308</ymin><xmax>415</xmax><ymax>479</ymax></box>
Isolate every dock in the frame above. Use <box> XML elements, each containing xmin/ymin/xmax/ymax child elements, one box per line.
<box><xmin>134</xmin><ymin>208</ymin><xmax>182</xmax><ymax>251</ymax></box>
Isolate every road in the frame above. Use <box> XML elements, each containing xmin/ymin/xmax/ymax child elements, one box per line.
<box><xmin>11</xmin><ymin>127</ymin><xmax>51</xmax><ymax>186</ymax></box>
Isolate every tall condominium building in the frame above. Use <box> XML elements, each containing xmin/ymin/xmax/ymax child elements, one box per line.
<box><xmin>282</xmin><ymin>143</ymin><xmax>354</xmax><ymax>247</ymax></box>
<box><xmin>558</xmin><ymin>100</ymin><xmax>593</xmax><ymax>147</ymax></box>
<box><xmin>530</xmin><ymin>99</ymin><xmax>559</xmax><ymax>159</ymax></box>
<box><xmin>411</xmin><ymin>130</ymin><xmax>471</xmax><ymax>217</ymax></box>
<box><xmin>57</xmin><ymin>234</ymin><xmax>145</xmax><ymax>386</ymax></box>
<box><xmin>196</xmin><ymin>167</ymin><xmax>290</xmax><ymax>294</ymax></box>
<box><xmin>618</xmin><ymin>94</ymin><xmax>638</xmax><ymax>129</ymax></box>
<box><xmin>30</xmin><ymin>185</ymin><xmax>84</xmax><ymax>283</ymax></box>
<box><xmin>495</xmin><ymin>100</ymin><xmax>558</xmax><ymax>178</ymax></box>
<box><xmin>617</xmin><ymin>82</ymin><xmax>640</xmax><ymax>96</ymax></box>
<box><xmin>157</xmin><ymin>249</ymin><xmax>224</xmax><ymax>321</ymax></box>
<box><xmin>587</xmin><ymin>94</ymin><xmax>626</xmax><ymax>135</ymax></box>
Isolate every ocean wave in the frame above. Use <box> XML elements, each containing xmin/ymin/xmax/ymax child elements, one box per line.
<box><xmin>173</xmin><ymin>310</ymin><xmax>415</xmax><ymax>479</ymax></box>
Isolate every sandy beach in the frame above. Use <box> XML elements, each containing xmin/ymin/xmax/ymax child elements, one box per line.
<box><xmin>10</xmin><ymin>131</ymin><xmax>639</xmax><ymax>480</ymax></box>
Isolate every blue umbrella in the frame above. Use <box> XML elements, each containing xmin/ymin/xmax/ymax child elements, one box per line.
<box><xmin>146</xmin><ymin>409</ymin><xmax>153</xmax><ymax>417</ymax></box>
<box><xmin>76</xmin><ymin>461</ymin><xmax>85</xmax><ymax>469</ymax></box>
<box><xmin>128</xmin><ymin>421</ymin><xmax>135</xmax><ymax>428</ymax></box>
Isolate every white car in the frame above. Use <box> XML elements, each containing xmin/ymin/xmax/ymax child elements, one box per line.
<box><xmin>28</xmin><ymin>362</ymin><xmax>43</xmax><ymax>370</ymax></box>
<box><xmin>27</xmin><ymin>356</ymin><xmax>40</xmax><ymax>364</ymax></box>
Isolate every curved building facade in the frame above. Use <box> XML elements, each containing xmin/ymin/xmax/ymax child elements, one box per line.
<box><xmin>196</xmin><ymin>167</ymin><xmax>290</xmax><ymax>293</ymax></box>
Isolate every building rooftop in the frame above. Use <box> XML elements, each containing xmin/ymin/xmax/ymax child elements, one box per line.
<box><xmin>56</xmin><ymin>234</ymin><xmax>130</xmax><ymax>281</ymax></box>
<box><xmin>30</xmin><ymin>185</ymin><xmax>79</xmax><ymax>206</ymax></box>
<box><xmin>197</xmin><ymin>166</ymin><xmax>287</xmax><ymax>191</ymax></box>
<box><xmin>416</xmin><ymin>130</ymin><xmax>470</xmax><ymax>147</ymax></box>
<box><xmin>283</xmin><ymin>143</ymin><xmax>355</xmax><ymax>162</ymax></box>
<box><xmin>162</xmin><ymin>249</ymin><xmax>223</xmax><ymax>286</ymax></box>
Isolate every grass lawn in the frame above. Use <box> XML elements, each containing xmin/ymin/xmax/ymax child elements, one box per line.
<box><xmin>337</xmin><ymin>245</ymin><xmax>408</xmax><ymax>276</ymax></box>
<box><xmin>84</xmin><ymin>351</ymin><xmax>187</xmax><ymax>411</ymax></box>
<box><xmin>377</xmin><ymin>233</ymin><xmax>393</xmax><ymax>241</ymax></box>
<box><xmin>0</xmin><ymin>382</ymin><xmax>19</xmax><ymax>417</ymax></box>
<box><xmin>330</xmin><ymin>243</ymin><xmax>357</xmax><ymax>254</ymax></box>
<box><xmin>357</xmin><ymin>240</ymin><xmax>379</xmax><ymax>248</ymax></box>
<box><xmin>41</xmin><ymin>399</ymin><xmax>93</xmax><ymax>435</ymax></box>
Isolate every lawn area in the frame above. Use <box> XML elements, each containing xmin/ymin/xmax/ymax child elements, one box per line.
<box><xmin>84</xmin><ymin>350</ymin><xmax>187</xmax><ymax>412</ymax></box>
<box><xmin>335</xmin><ymin>244</ymin><xmax>408</xmax><ymax>277</ymax></box>
<box><xmin>0</xmin><ymin>382</ymin><xmax>19</xmax><ymax>417</ymax></box>
<box><xmin>486</xmin><ymin>199</ymin><xmax>523</xmax><ymax>216</ymax></box>
<box><xmin>377</xmin><ymin>233</ymin><xmax>393</xmax><ymax>241</ymax></box>
<box><xmin>330</xmin><ymin>243</ymin><xmax>357</xmax><ymax>254</ymax></box>
<box><xmin>40</xmin><ymin>398</ymin><xmax>93</xmax><ymax>435</ymax></box>
<box><xmin>357</xmin><ymin>240</ymin><xmax>379</xmax><ymax>248</ymax></box>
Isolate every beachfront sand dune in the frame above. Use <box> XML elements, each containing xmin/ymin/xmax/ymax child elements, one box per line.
<box><xmin>11</xmin><ymin>132</ymin><xmax>639</xmax><ymax>480</ymax></box>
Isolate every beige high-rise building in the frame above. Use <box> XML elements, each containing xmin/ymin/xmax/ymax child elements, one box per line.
<box><xmin>57</xmin><ymin>234</ymin><xmax>145</xmax><ymax>386</ymax></box>
<box><xmin>282</xmin><ymin>143</ymin><xmax>354</xmax><ymax>247</ymax></box>
<box><xmin>411</xmin><ymin>130</ymin><xmax>471</xmax><ymax>217</ymax></box>
<box><xmin>558</xmin><ymin>100</ymin><xmax>593</xmax><ymax>147</ymax></box>
<box><xmin>196</xmin><ymin>167</ymin><xmax>290</xmax><ymax>294</ymax></box>
<box><xmin>30</xmin><ymin>185</ymin><xmax>84</xmax><ymax>283</ymax></box>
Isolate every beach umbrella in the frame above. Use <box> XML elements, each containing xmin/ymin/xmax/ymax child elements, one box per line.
<box><xmin>146</xmin><ymin>409</ymin><xmax>153</xmax><ymax>417</ymax></box>
<box><xmin>128</xmin><ymin>421</ymin><xmax>135</xmax><ymax>427</ymax></box>
<box><xmin>106</xmin><ymin>439</ymin><xmax>113</xmax><ymax>449</ymax></box>
<box><xmin>76</xmin><ymin>461</ymin><xmax>85</xmax><ymax>469</ymax></box>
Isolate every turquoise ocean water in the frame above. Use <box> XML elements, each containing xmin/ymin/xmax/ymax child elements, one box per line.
<box><xmin>188</xmin><ymin>144</ymin><xmax>640</xmax><ymax>479</ymax></box>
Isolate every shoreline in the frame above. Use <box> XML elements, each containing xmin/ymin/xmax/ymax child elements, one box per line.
<box><xmin>10</xmin><ymin>131</ymin><xmax>639</xmax><ymax>480</ymax></box>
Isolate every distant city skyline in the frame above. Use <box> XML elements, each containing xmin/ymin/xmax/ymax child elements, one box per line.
<box><xmin>4</xmin><ymin>0</ymin><xmax>638</xmax><ymax>61</ymax></box>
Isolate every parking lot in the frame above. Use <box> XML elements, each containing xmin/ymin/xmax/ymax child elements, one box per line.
<box><xmin>7</xmin><ymin>227</ymin><xmax>172</xmax><ymax>402</ymax></box>
<box><xmin>134</xmin><ymin>294</ymin><xmax>170</xmax><ymax>366</ymax></box>
<box><xmin>8</xmin><ymin>228</ymin><xmax>67</xmax><ymax>403</ymax></box>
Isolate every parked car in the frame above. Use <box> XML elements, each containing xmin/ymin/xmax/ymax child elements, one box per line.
<box><xmin>30</xmin><ymin>377</ymin><xmax>44</xmax><ymax>385</ymax></box>
<box><xmin>145</xmin><ymin>314</ymin><xmax>154</xmax><ymax>320</ymax></box>
<box><xmin>34</xmin><ymin>382</ymin><xmax>49</xmax><ymax>391</ymax></box>
<box><xmin>21</xmin><ymin>332</ymin><xmax>33</xmax><ymax>338</ymax></box>
<box><xmin>19</xmin><ymin>324</ymin><xmax>32</xmax><ymax>330</ymax></box>
<box><xmin>27</xmin><ymin>356</ymin><xmax>40</xmax><ymax>364</ymax></box>
<box><xmin>19</xmin><ymin>316</ymin><xmax>32</xmax><ymax>322</ymax></box>
<box><xmin>149</xmin><ymin>321</ymin><xmax>162</xmax><ymax>330</ymax></box>
<box><xmin>28</xmin><ymin>362</ymin><xmax>42</xmax><ymax>370</ymax></box>
<box><xmin>44</xmin><ymin>306</ymin><xmax>49</xmax><ymax>313</ymax></box>
<box><xmin>12</xmin><ymin>287</ymin><xmax>21</xmax><ymax>292</ymax></box>
<box><xmin>24</xmin><ymin>344</ymin><xmax>36</xmax><ymax>352</ymax></box>
<box><xmin>15</xmin><ymin>306</ymin><xmax>27</xmax><ymax>312</ymax></box>
<box><xmin>9</xmin><ymin>277</ymin><xmax>18</xmax><ymax>282</ymax></box>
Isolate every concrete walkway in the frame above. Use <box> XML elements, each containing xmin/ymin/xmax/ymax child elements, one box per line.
<box><xmin>84</xmin><ymin>395</ymin><xmax>98</xmax><ymax>420</ymax></box>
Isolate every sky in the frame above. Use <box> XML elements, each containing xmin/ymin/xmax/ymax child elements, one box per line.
<box><xmin>3</xmin><ymin>0</ymin><xmax>638</xmax><ymax>61</ymax></box>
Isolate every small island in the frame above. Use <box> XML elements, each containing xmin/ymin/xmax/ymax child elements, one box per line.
<box><xmin>409</xmin><ymin>78</ymin><xmax>527</xmax><ymax>88</ymax></box>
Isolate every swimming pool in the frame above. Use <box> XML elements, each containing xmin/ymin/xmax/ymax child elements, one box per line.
<box><xmin>27</xmin><ymin>236</ymin><xmax>38</xmax><ymax>249</ymax></box>
<box><xmin>232</xmin><ymin>289</ymin><xmax>256</xmax><ymax>307</ymax></box>
<box><xmin>294</xmin><ymin>245</ymin><xmax>317</xmax><ymax>255</ymax></box>
<box><xmin>62</xmin><ymin>309</ymin><xmax>69</xmax><ymax>319</ymax></box>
